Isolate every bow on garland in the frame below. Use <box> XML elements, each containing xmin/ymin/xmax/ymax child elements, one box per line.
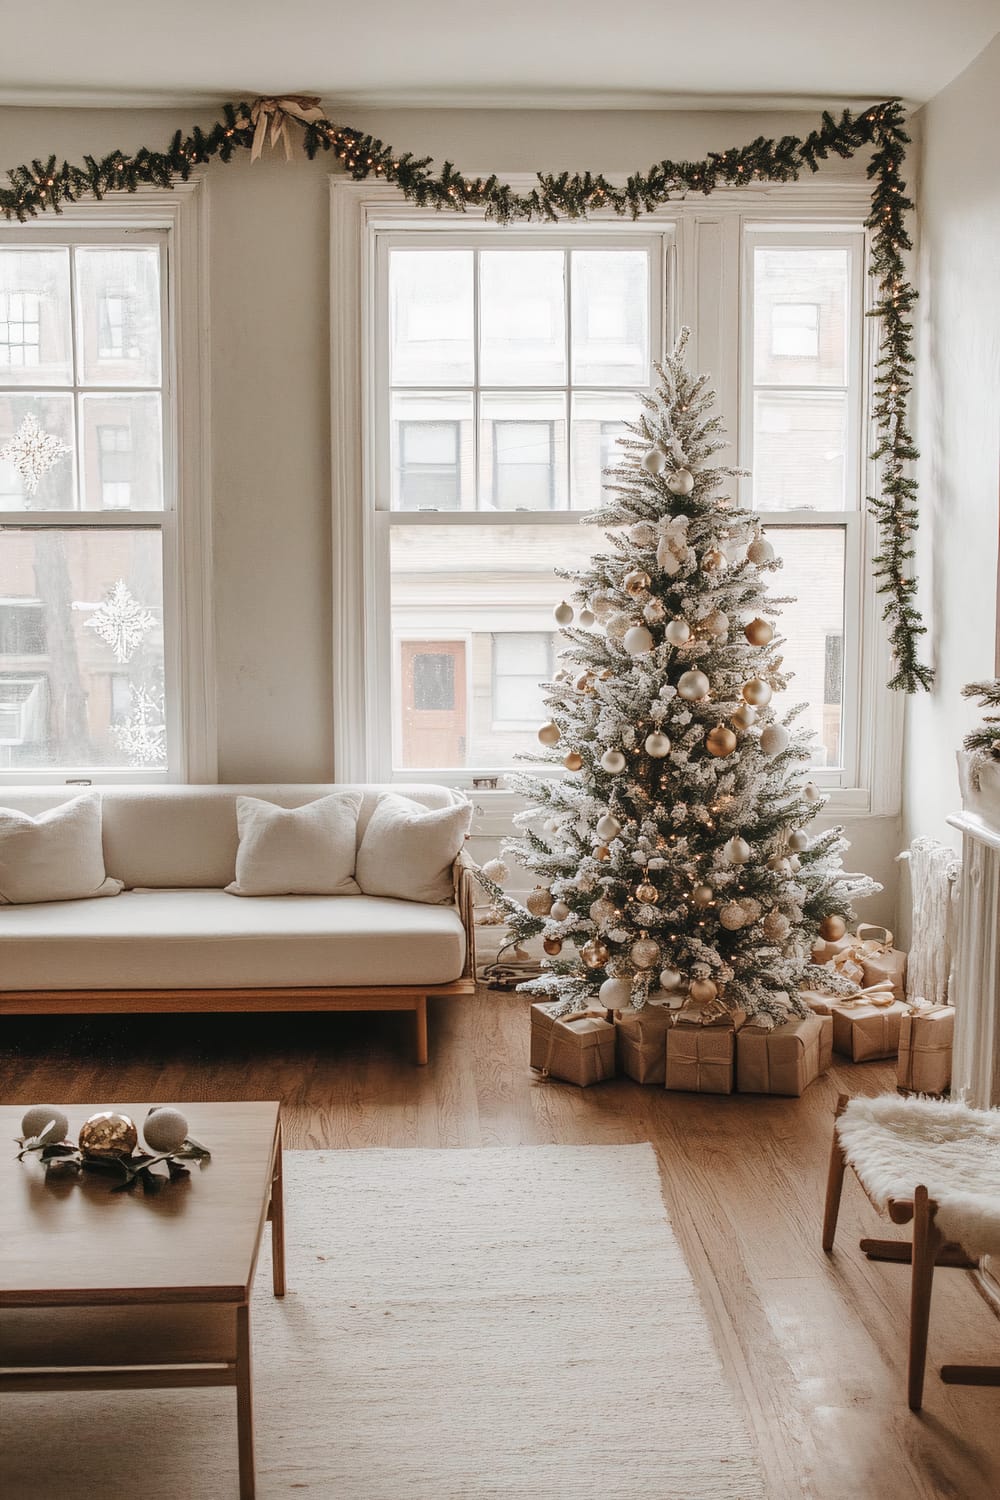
<box><xmin>0</xmin><ymin>97</ymin><xmax>930</xmax><ymax>692</ymax></box>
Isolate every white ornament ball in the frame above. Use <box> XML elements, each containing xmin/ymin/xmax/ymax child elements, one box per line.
<box><xmin>605</xmin><ymin>613</ymin><xmax>630</xmax><ymax>642</ymax></box>
<box><xmin>21</xmin><ymin>1105</ymin><xmax>69</xmax><ymax>1144</ymax></box>
<box><xmin>659</xmin><ymin>967</ymin><xmax>683</xmax><ymax>991</ymax></box>
<box><xmin>666</xmin><ymin>468</ymin><xmax>695</xmax><ymax>496</ymax></box>
<box><xmin>590</xmin><ymin>897</ymin><xmax>616</xmax><ymax>925</ymax></box>
<box><xmin>590</xmin><ymin>595</ymin><xmax>614</xmax><ymax>620</ymax></box>
<box><xmin>537</xmin><ymin>721</ymin><xmax>560</xmax><ymax>746</ymax></box>
<box><xmin>787</xmin><ymin>829</ymin><xmax>809</xmax><ymax>853</ymax></box>
<box><xmin>595</xmin><ymin>813</ymin><xmax>622</xmax><ymax>841</ymax></box>
<box><xmin>747</xmin><ymin>537</ymin><xmax>775</xmax><ymax>565</ymax></box>
<box><xmin>143</xmin><ymin>1106</ymin><xmax>190</xmax><ymax>1154</ymax></box>
<box><xmin>719</xmin><ymin>901</ymin><xmax>747</xmax><ymax>930</ymax></box>
<box><xmin>763</xmin><ymin>910</ymin><xmax>791</xmax><ymax>942</ymax></box>
<box><xmin>630</xmin><ymin>935</ymin><xmax>661</xmax><ymax>969</ymax></box>
<box><xmin>664</xmin><ymin>619</ymin><xmax>691</xmax><ymax>647</ymax></box>
<box><xmin>600</xmin><ymin>749</ymin><xmax>627</xmax><ymax>774</ymax></box>
<box><xmin>629</xmin><ymin>520</ymin><xmax>657</xmax><ymax>547</ymax></box>
<box><xmin>677</xmin><ymin>669</ymin><xmax>710</xmax><ymax>701</ymax></box>
<box><xmin>578</xmin><ymin>608</ymin><xmax>596</xmax><ymax>627</ymax></box>
<box><xmin>599</xmin><ymin>977</ymin><xmax>633</xmax><ymax>1009</ymax></box>
<box><xmin>644</xmin><ymin>731</ymin><xmax>671</xmax><ymax>758</ymax></box>
<box><xmin>724</xmin><ymin>835</ymin><xmax>752</xmax><ymax>865</ymax></box>
<box><xmin>760</xmin><ymin>724</ymin><xmax>790</xmax><ymax>758</ymax></box>
<box><xmin>741</xmin><ymin>898</ymin><xmax>762</xmax><ymax>923</ymax></box>
<box><xmin>624</xmin><ymin>625</ymin><xmax>655</xmax><ymax>656</ymax></box>
<box><xmin>550</xmin><ymin>900</ymin><xmax>571</xmax><ymax>922</ymax></box>
<box><xmin>731</xmin><ymin>702</ymin><xmax>757</xmax><ymax>730</ymax></box>
<box><xmin>553</xmin><ymin>600</ymin><xmax>575</xmax><ymax>626</ymax></box>
<box><xmin>480</xmin><ymin>859</ymin><xmax>508</xmax><ymax>882</ymax></box>
<box><xmin>642</xmin><ymin>448</ymin><xmax>667</xmax><ymax>475</ymax></box>
<box><xmin>703</xmin><ymin>610</ymin><xmax>729</xmax><ymax>639</ymax></box>
<box><xmin>803</xmin><ymin>782</ymin><xmax>822</xmax><ymax>803</ymax></box>
<box><xmin>767</xmin><ymin>854</ymin><xmax>792</xmax><ymax>876</ymax></box>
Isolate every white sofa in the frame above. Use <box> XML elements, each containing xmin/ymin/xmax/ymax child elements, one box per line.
<box><xmin>0</xmin><ymin>784</ymin><xmax>476</xmax><ymax>1064</ymax></box>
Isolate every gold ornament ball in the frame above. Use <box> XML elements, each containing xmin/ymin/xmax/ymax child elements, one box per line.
<box><xmin>767</xmin><ymin>853</ymin><xmax>792</xmax><ymax>876</ymax></box>
<box><xmin>594</xmin><ymin>844</ymin><xmax>611</xmax><ymax>862</ymax></box>
<box><xmin>677</xmin><ymin>669</ymin><xmax>710</xmax><ymax>701</ymax></box>
<box><xmin>624</xmin><ymin>568</ymin><xmax>651</xmax><ymax>597</ymax></box>
<box><xmin>644</xmin><ymin>731</ymin><xmax>671</xmax><ymax>758</ymax></box>
<box><xmin>642</xmin><ymin>447</ymin><xmax>666</xmax><ymax>475</ymax></box>
<box><xmin>581</xmin><ymin>938</ymin><xmax>611</xmax><ymax>970</ymax></box>
<box><xmin>730</xmin><ymin>702</ymin><xmax>757</xmax><ymax>731</ymax></box>
<box><xmin>818</xmin><ymin>914</ymin><xmax>847</xmax><ymax>942</ymax></box>
<box><xmin>702</xmin><ymin>546</ymin><xmax>728</xmax><ymax>573</ymax></box>
<box><xmin>706</xmin><ymin>724</ymin><xmax>737</xmax><ymax>758</ymax></box>
<box><xmin>630</xmin><ymin>934</ymin><xmax>661</xmax><ymax>969</ymax></box>
<box><xmin>688</xmin><ymin>975</ymin><xmax>718</xmax><ymax>1005</ymax></box>
<box><xmin>724</xmin><ymin>835</ymin><xmax>752</xmax><ymax>865</ymax></box>
<box><xmin>78</xmin><ymin>1111</ymin><xmax>138</xmax><ymax>1160</ymax></box>
<box><xmin>589</xmin><ymin>896</ymin><xmax>615</xmax><ymax>924</ymax></box>
<box><xmin>666</xmin><ymin>467</ymin><xmax>695</xmax><ymax>495</ymax></box>
<box><xmin>563</xmin><ymin>751</ymin><xmax>584</xmax><ymax>771</ymax></box>
<box><xmin>600</xmin><ymin>748</ymin><xmax>627</xmax><ymax>774</ymax></box>
<box><xmin>747</xmin><ymin>537</ymin><xmax>775</xmax><ymax>565</ymax></box>
<box><xmin>742</xmin><ymin>677</ymin><xmax>773</xmax><ymax>707</ymax></box>
<box><xmin>537</xmin><ymin>721</ymin><xmax>560</xmax><ymax>747</ymax></box>
<box><xmin>634</xmin><ymin>880</ymin><xmax>659</xmax><ymax>904</ymax></box>
<box><xmin>692</xmin><ymin>883</ymin><xmax>714</xmax><ymax>908</ymax></box>
<box><xmin>574</xmin><ymin>671</ymin><xmax>595</xmax><ymax>694</ymax></box>
<box><xmin>719</xmin><ymin>901</ymin><xmax>746</xmax><ymax>930</ymax></box>
<box><xmin>663</xmin><ymin>618</ymin><xmax>691</xmax><ymax>646</ymax></box>
<box><xmin>526</xmin><ymin>886</ymin><xmax>554</xmax><ymax>917</ymax></box>
<box><xmin>643</xmin><ymin>597</ymin><xmax>666</xmax><ymax>625</ymax></box>
<box><xmin>542</xmin><ymin>936</ymin><xmax>564</xmax><ymax>956</ymax></box>
<box><xmin>744</xmin><ymin>617</ymin><xmax>774</xmax><ymax>647</ymax></box>
<box><xmin>553</xmin><ymin>599</ymin><xmax>575</xmax><ymax>625</ymax></box>
<box><xmin>762</xmin><ymin>910</ymin><xmax>791</xmax><ymax>942</ymax></box>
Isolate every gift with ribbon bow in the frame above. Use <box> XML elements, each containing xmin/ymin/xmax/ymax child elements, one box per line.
<box><xmin>812</xmin><ymin>924</ymin><xmax>907</xmax><ymax>1002</ymax></box>
<box><xmin>242</xmin><ymin>95</ymin><xmax>328</xmax><ymax>162</ymax></box>
<box><xmin>530</xmin><ymin>1001</ymin><xmax>616</xmax><ymax>1086</ymax></box>
<box><xmin>896</xmin><ymin>1003</ymin><xmax>954</xmax><ymax>1095</ymax></box>
<box><xmin>665</xmin><ymin>1022</ymin><xmax>735</xmax><ymax>1094</ymax></box>
<box><xmin>615</xmin><ymin>1004</ymin><xmax>673</xmax><ymax>1085</ymax></box>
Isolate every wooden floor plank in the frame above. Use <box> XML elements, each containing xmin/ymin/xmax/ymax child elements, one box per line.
<box><xmin>3</xmin><ymin>990</ymin><xmax>999</xmax><ymax>1499</ymax></box>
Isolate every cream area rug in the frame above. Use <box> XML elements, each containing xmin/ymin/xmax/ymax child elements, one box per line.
<box><xmin>0</xmin><ymin>1146</ymin><xmax>765</xmax><ymax>1499</ymax></box>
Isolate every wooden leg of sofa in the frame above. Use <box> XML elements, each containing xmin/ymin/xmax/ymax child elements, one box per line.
<box><xmin>414</xmin><ymin>996</ymin><xmax>428</xmax><ymax>1066</ymax></box>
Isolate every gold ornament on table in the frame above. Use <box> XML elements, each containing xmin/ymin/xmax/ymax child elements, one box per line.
<box><xmin>630</xmin><ymin>932</ymin><xmax>661</xmax><ymax>969</ymax></box>
<box><xmin>537</xmin><ymin>721</ymin><xmax>560</xmax><ymax>746</ymax></box>
<box><xmin>542</xmin><ymin>936</ymin><xmax>564</xmax><ymax>956</ymax></box>
<box><xmin>730</xmin><ymin>702</ymin><xmax>757</xmax><ymax>731</ymax></box>
<box><xmin>634</xmin><ymin>880</ymin><xmax>659</xmax><ymax>904</ymax></box>
<box><xmin>818</xmin><ymin>914</ymin><xmax>847</xmax><ymax>942</ymax></box>
<box><xmin>79</xmin><ymin>1111</ymin><xmax>138</xmax><ymax>1160</ymax></box>
<box><xmin>563</xmin><ymin>751</ymin><xmax>584</xmax><ymax>771</ymax></box>
<box><xmin>525</xmin><ymin>886</ymin><xmax>554</xmax><ymax>917</ymax></box>
<box><xmin>677</xmin><ymin>668</ymin><xmax>710</xmax><ymax>700</ymax></box>
<box><xmin>744</xmin><ymin>617</ymin><xmax>774</xmax><ymax>647</ymax></box>
<box><xmin>742</xmin><ymin>677</ymin><xmax>773</xmax><ymax>707</ymax></box>
<box><xmin>705</xmin><ymin>724</ymin><xmax>737</xmax><ymax>758</ymax></box>
<box><xmin>624</xmin><ymin>568</ymin><xmax>651</xmax><ymax>597</ymax></box>
<box><xmin>581</xmin><ymin>938</ymin><xmax>611</xmax><ymax>969</ymax></box>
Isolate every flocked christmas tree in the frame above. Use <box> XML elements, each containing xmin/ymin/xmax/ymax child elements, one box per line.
<box><xmin>479</xmin><ymin>329</ymin><xmax>879</xmax><ymax>1026</ymax></box>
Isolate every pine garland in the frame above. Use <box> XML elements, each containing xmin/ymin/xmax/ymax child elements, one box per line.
<box><xmin>962</xmin><ymin>679</ymin><xmax>1000</xmax><ymax>760</ymax></box>
<box><xmin>0</xmin><ymin>97</ymin><xmax>929</xmax><ymax>690</ymax></box>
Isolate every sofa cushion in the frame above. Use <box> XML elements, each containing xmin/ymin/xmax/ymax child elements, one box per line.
<box><xmin>0</xmin><ymin>890</ymin><xmax>467</xmax><ymax>989</ymax></box>
<box><xmin>356</xmin><ymin>792</ymin><xmax>472</xmax><ymax>904</ymax></box>
<box><xmin>226</xmin><ymin>791</ymin><xmax>363</xmax><ymax>896</ymax></box>
<box><xmin>0</xmin><ymin>794</ymin><xmax>123</xmax><ymax>906</ymax></box>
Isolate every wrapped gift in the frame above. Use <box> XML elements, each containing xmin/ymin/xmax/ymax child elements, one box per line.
<box><xmin>615</xmin><ymin>1005</ymin><xmax>673</xmax><ymax>1085</ymax></box>
<box><xmin>828</xmin><ymin>998</ymin><xmax>909</xmax><ymax>1061</ymax></box>
<box><xmin>529</xmin><ymin>1002</ymin><xmax>616</xmax><ymax>1086</ymax></box>
<box><xmin>810</xmin><ymin>934</ymin><xmax>855</xmax><ymax>966</ymax></box>
<box><xmin>736</xmin><ymin>1014</ymin><xmax>833</xmax><ymax>1096</ymax></box>
<box><xmin>665</xmin><ymin>1014</ymin><xmax>741</xmax><ymax>1094</ymax></box>
<box><xmin>854</xmin><ymin>924</ymin><xmax>907</xmax><ymax>1002</ymax></box>
<box><xmin>897</xmin><ymin>1005</ymin><xmax>954</xmax><ymax>1095</ymax></box>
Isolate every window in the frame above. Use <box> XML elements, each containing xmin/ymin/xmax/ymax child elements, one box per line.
<box><xmin>770</xmin><ymin>302</ymin><xmax>820</xmax><ymax>359</ymax></box>
<box><xmin>492</xmin><ymin>419</ymin><xmax>555</xmax><ymax>509</ymax></box>
<box><xmin>492</xmin><ymin>632</ymin><xmax>555</xmax><ymax>723</ymax></box>
<box><xmin>0</xmin><ymin>236</ymin><xmax>171</xmax><ymax>775</ymax></box>
<box><xmin>398</xmin><ymin>420</ymin><xmax>461</xmax><ymax>510</ymax></box>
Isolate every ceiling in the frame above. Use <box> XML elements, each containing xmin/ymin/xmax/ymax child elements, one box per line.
<box><xmin>0</xmin><ymin>0</ymin><xmax>997</xmax><ymax>109</ymax></box>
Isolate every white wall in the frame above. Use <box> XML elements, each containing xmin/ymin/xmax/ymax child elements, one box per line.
<box><xmin>903</xmin><ymin>36</ymin><xmax>1000</xmax><ymax>875</ymax></box>
<box><xmin>0</xmin><ymin>101</ymin><xmax>897</xmax><ymax>921</ymax></box>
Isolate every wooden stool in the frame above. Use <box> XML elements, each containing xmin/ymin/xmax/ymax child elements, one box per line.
<box><xmin>823</xmin><ymin>1092</ymin><xmax>1000</xmax><ymax>1411</ymax></box>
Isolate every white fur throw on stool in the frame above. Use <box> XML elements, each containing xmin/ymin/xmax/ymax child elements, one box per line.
<box><xmin>837</xmin><ymin>1095</ymin><xmax>1000</xmax><ymax>1258</ymax></box>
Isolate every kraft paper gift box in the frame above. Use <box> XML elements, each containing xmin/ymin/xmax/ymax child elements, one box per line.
<box><xmin>529</xmin><ymin>1001</ymin><xmax>616</xmax><ymax>1086</ymax></box>
<box><xmin>665</xmin><ymin>1017</ymin><xmax>739</xmax><ymax>1095</ymax></box>
<box><xmin>897</xmin><ymin>1006</ymin><xmax>955</xmax><ymax>1095</ymax></box>
<box><xmin>829</xmin><ymin>998</ymin><xmax>909</xmax><ymax>1061</ymax></box>
<box><xmin>736</xmin><ymin>1014</ymin><xmax>833</xmax><ymax>1096</ymax></box>
<box><xmin>615</xmin><ymin>1005</ymin><xmax>673</xmax><ymax>1085</ymax></box>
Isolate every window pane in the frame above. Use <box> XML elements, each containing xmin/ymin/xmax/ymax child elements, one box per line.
<box><xmin>74</xmin><ymin>247</ymin><xmax>162</xmax><ymax>386</ymax></box>
<box><xmin>390</xmin><ymin>250</ymin><xmax>474</xmax><ymax>386</ymax></box>
<box><xmin>79</xmin><ymin>393</ymin><xmax>163</xmax><ymax>510</ymax></box>
<box><xmin>0</xmin><ymin>527</ymin><xmax>165</xmax><ymax>770</ymax></box>
<box><xmin>753</xmin><ymin>247</ymin><xmax>849</xmax><ymax>386</ymax></box>
<box><xmin>392</xmin><ymin>392</ymin><xmax>472</xmax><ymax>509</ymax></box>
<box><xmin>0</xmin><ymin>392</ymin><xmax>76</xmax><ymax>510</ymax></box>
<box><xmin>390</xmin><ymin>522</ymin><xmax>595</xmax><ymax>768</ymax></box>
<box><xmin>570</xmin><ymin>391</ymin><xmax>642</xmax><ymax>509</ymax></box>
<box><xmin>753</xmin><ymin>389</ymin><xmax>848</xmax><ymax>511</ymax></box>
<box><xmin>765</xmin><ymin>526</ymin><xmax>845</xmax><ymax>768</ymax></box>
<box><xmin>480</xmin><ymin>392</ymin><xmax>566</xmax><ymax>510</ymax></box>
<box><xmin>480</xmin><ymin>251</ymin><xmax>565</xmax><ymax>386</ymax></box>
<box><xmin>0</xmin><ymin>249</ymin><xmax>71</xmax><ymax>385</ymax></box>
<box><xmin>571</xmin><ymin>250</ymin><xmax>649</xmax><ymax>385</ymax></box>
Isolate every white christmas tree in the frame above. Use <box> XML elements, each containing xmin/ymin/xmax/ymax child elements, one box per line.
<box><xmin>480</xmin><ymin>330</ymin><xmax>879</xmax><ymax>1026</ymax></box>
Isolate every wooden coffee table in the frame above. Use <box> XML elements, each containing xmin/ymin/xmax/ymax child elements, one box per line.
<box><xmin>0</xmin><ymin>1100</ymin><xmax>284</xmax><ymax>1500</ymax></box>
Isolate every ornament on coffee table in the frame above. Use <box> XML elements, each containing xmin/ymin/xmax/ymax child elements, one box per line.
<box><xmin>537</xmin><ymin>721</ymin><xmax>560</xmax><ymax>746</ymax></box>
<box><xmin>16</xmin><ymin>1106</ymin><xmax>211</xmax><ymax>1191</ymax></box>
<box><xmin>678</xmin><ymin>669</ymin><xmax>709</xmax><ymax>700</ymax></box>
<box><xmin>600</xmin><ymin>748</ymin><xmax>627</xmax><ymax>774</ymax></box>
<box><xmin>818</xmin><ymin>913</ymin><xmax>847</xmax><ymax>942</ymax></box>
<box><xmin>79</xmin><ymin>1111</ymin><xmax>139</xmax><ymax>1160</ymax></box>
<box><xmin>630</xmin><ymin>932</ymin><xmax>661</xmax><ymax>969</ymax></box>
<box><xmin>142</xmin><ymin>1106</ymin><xmax>190</xmax><ymax>1154</ymax></box>
<box><xmin>553</xmin><ymin>600</ymin><xmax>574</xmax><ymax>625</ymax></box>
<box><xmin>744</xmin><ymin>617</ymin><xmax>774</xmax><ymax>647</ymax></box>
<box><xmin>526</xmin><ymin>886</ymin><xmax>554</xmax><ymax>917</ymax></box>
<box><xmin>581</xmin><ymin>938</ymin><xmax>610</xmax><ymax>970</ymax></box>
<box><xmin>19</xmin><ymin>1105</ymin><xmax>69</xmax><ymax>1145</ymax></box>
<box><xmin>624</xmin><ymin>624</ymin><xmax>654</xmax><ymax>656</ymax></box>
<box><xmin>644</xmin><ymin>730</ymin><xmax>671</xmax><ymax>758</ymax></box>
<box><xmin>706</xmin><ymin>724</ymin><xmax>737</xmax><ymax>758</ymax></box>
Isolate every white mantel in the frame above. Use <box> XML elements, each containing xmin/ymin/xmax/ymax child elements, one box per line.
<box><xmin>948</xmin><ymin>754</ymin><xmax>1000</xmax><ymax>1107</ymax></box>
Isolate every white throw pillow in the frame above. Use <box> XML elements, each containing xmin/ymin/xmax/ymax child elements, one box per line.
<box><xmin>225</xmin><ymin>792</ymin><xmax>363</xmax><ymax>896</ymax></box>
<box><xmin>356</xmin><ymin>792</ymin><xmax>471</xmax><ymax>904</ymax></box>
<box><xmin>0</xmin><ymin>794</ymin><xmax>123</xmax><ymax>905</ymax></box>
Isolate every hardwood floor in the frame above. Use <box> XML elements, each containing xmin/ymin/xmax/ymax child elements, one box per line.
<box><xmin>3</xmin><ymin>989</ymin><xmax>1000</xmax><ymax>1499</ymax></box>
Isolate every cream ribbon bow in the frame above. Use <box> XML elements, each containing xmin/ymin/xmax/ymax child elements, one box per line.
<box><xmin>656</xmin><ymin>514</ymin><xmax>690</xmax><ymax>576</ymax></box>
<box><xmin>246</xmin><ymin>95</ymin><xmax>327</xmax><ymax>162</ymax></box>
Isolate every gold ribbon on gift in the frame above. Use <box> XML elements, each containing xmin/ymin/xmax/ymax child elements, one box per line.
<box><xmin>245</xmin><ymin>95</ymin><xmax>327</xmax><ymax>162</ymax></box>
<box><xmin>829</xmin><ymin>978</ymin><xmax>896</xmax><ymax>1009</ymax></box>
<box><xmin>542</xmin><ymin>1006</ymin><xmax>609</xmax><ymax>1078</ymax></box>
<box><xmin>855</xmin><ymin>922</ymin><xmax>893</xmax><ymax>955</ymax></box>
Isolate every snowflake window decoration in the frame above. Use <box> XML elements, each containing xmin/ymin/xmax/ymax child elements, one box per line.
<box><xmin>83</xmin><ymin>579</ymin><xmax>156</xmax><ymax>664</ymax></box>
<box><xmin>0</xmin><ymin>413</ymin><xmax>72</xmax><ymax>498</ymax></box>
<box><xmin>111</xmin><ymin>686</ymin><xmax>166</xmax><ymax>768</ymax></box>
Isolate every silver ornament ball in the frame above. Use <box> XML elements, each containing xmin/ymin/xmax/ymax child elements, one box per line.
<box><xmin>21</xmin><ymin>1105</ymin><xmax>69</xmax><ymax>1144</ymax></box>
<box><xmin>143</xmin><ymin>1106</ymin><xmax>190</xmax><ymax>1154</ymax></box>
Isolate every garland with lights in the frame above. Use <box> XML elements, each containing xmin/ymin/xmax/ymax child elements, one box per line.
<box><xmin>0</xmin><ymin>95</ymin><xmax>928</xmax><ymax>690</ymax></box>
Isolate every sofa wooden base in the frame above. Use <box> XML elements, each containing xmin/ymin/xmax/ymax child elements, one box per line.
<box><xmin>0</xmin><ymin>979</ymin><xmax>476</xmax><ymax>1065</ymax></box>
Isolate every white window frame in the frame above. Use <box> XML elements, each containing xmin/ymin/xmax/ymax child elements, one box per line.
<box><xmin>331</xmin><ymin>178</ymin><xmax>902</xmax><ymax>819</ymax></box>
<box><xmin>0</xmin><ymin>182</ymin><xmax>215</xmax><ymax>785</ymax></box>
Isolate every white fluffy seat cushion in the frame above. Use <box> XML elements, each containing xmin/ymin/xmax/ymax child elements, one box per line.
<box><xmin>0</xmin><ymin>794</ymin><xmax>122</xmax><ymax>906</ymax></box>
<box><xmin>225</xmin><ymin>791</ymin><xmax>362</xmax><ymax>897</ymax></box>
<box><xmin>356</xmin><ymin>792</ymin><xmax>472</xmax><ymax>904</ymax></box>
<box><xmin>0</xmin><ymin>890</ymin><xmax>466</xmax><ymax>989</ymax></box>
<box><xmin>837</xmin><ymin>1094</ymin><xmax>1000</xmax><ymax>1257</ymax></box>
